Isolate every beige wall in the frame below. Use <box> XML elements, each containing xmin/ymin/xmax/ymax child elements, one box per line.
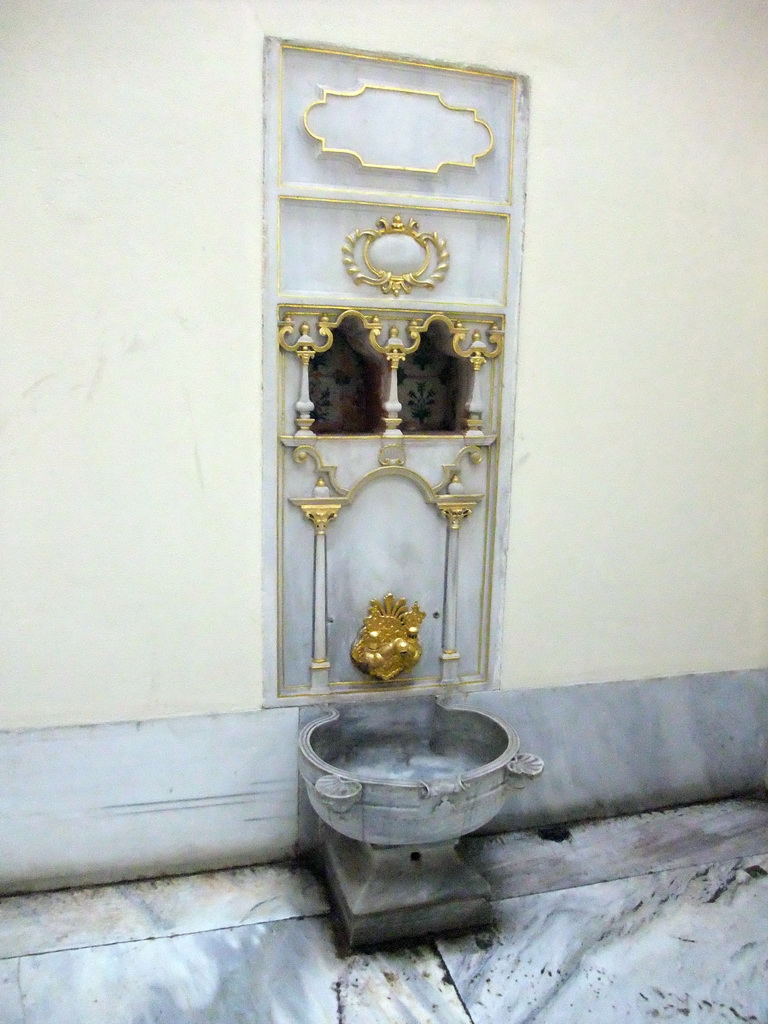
<box><xmin>1</xmin><ymin>0</ymin><xmax>766</xmax><ymax>727</ymax></box>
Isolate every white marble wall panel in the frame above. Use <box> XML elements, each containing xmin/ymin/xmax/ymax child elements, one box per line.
<box><xmin>325</xmin><ymin>476</ymin><xmax>446</xmax><ymax>686</ymax></box>
<box><xmin>0</xmin><ymin>708</ymin><xmax>299</xmax><ymax>894</ymax></box>
<box><xmin>263</xmin><ymin>42</ymin><xmax>528</xmax><ymax>708</ymax></box>
<box><xmin>279</xmin><ymin>198</ymin><xmax>509</xmax><ymax>308</ymax></box>
<box><xmin>468</xmin><ymin>670</ymin><xmax>768</xmax><ymax>831</ymax></box>
<box><xmin>277</xmin><ymin>43</ymin><xmax>518</xmax><ymax>205</ymax></box>
<box><xmin>279</xmin><ymin>436</ymin><xmax>495</xmax><ymax>696</ymax></box>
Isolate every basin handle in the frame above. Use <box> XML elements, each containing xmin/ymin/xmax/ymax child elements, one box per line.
<box><xmin>313</xmin><ymin>775</ymin><xmax>362</xmax><ymax>814</ymax></box>
<box><xmin>421</xmin><ymin>777</ymin><xmax>467</xmax><ymax>799</ymax></box>
<box><xmin>505</xmin><ymin>752</ymin><xmax>544</xmax><ymax>789</ymax></box>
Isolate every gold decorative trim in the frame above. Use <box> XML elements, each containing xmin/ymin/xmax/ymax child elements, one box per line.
<box><xmin>405</xmin><ymin>312</ymin><xmax>504</xmax><ymax>362</ymax></box>
<box><xmin>290</xmin><ymin>497</ymin><xmax>345</xmax><ymax>534</ymax></box>
<box><xmin>350</xmin><ymin>593</ymin><xmax>426</xmax><ymax>681</ymax></box>
<box><xmin>292</xmin><ymin>446</ymin><xmax>348</xmax><ymax>497</ymax></box>
<box><xmin>278</xmin><ymin>316</ymin><xmax>334</xmax><ymax>357</ymax></box>
<box><xmin>345</xmin><ymin>465</ymin><xmax>437</xmax><ymax>504</ymax></box>
<box><xmin>286</xmin><ymin>43</ymin><xmax>517</xmax><ymax>84</ymax></box>
<box><xmin>432</xmin><ymin>445</ymin><xmax>485</xmax><ymax>494</ymax></box>
<box><xmin>378</xmin><ymin>443</ymin><xmax>407</xmax><ymax>467</ymax></box>
<box><xmin>342</xmin><ymin>215</ymin><xmax>449</xmax><ymax>297</ymax></box>
<box><xmin>291</xmin><ymin>441</ymin><xmax>485</xmax><ymax>510</ymax></box>
<box><xmin>369</xmin><ymin>321</ymin><xmax>420</xmax><ymax>369</ymax></box>
<box><xmin>303</xmin><ymin>84</ymin><xmax>494</xmax><ymax>174</ymax></box>
<box><xmin>452</xmin><ymin>325</ymin><xmax>503</xmax><ymax>366</ymax></box>
<box><xmin>327</xmin><ymin>308</ymin><xmax>382</xmax><ymax>346</ymax></box>
<box><xmin>436</xmin><ymin>497</ymin><xmax>480</xmax><ymax>530</ymax></box>
<box><xmin>277</xmin><ymin>305</ymin><xmax>504</xmax><ymax>337</ymax></box>
<box><xmin>407</xmin><ymin>311</ymin><xmax>467</xmax><ymax>346</ymax></box>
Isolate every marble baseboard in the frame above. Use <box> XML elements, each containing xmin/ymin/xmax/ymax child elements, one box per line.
<box><xmin>296</xmin><ymin>669</ymin><xmax>768</xmax><ymax>852</ymax></box>
<box><xmin>2</xmin><ymin>669</ymin><xmax>766</xmax><ymax>894</ymax></box>
<box><xmin>468</xmin><ymin>669</ymin><xmax>768</xmax><ymax>831</ymax></box>
<box><xmin>438</xmin><ymin>854</ymin><xmax>768</xmax><ymax>1023</ymax></box>
<box><xmin>461</xmin><ymin>796</ymin><xmax>768</xmax><ymax>900</ymax></box>
<box><xmin>0</xmin><ymin>709</ymin><xmax>300</xmax><ymax>895</ymax></box>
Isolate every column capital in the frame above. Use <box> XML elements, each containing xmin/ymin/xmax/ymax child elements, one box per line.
<box><xmin>435</xmin><ymin>494</ymin><xmax>483</xmax><ymax>529</ymax></box>
<box><xmin>298</xmin><ymin>502</ymin><xmax>343</xmax><ymax>534</ymax></box>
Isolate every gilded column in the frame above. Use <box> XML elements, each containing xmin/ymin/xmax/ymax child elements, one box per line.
<box><xmin>369</xmin><ymin>323</ymin><xmax>420</xmax><ymax>437</ymax></box>
<box><xmin>436</xmin><ymin>480</ymin><xmax>481</xmax><ymax>684</ymax></box>
<box><xmin>293</xmin><ymin>479</ymin><xmax>344</xmax><ymax>691</ymax></box>
<box><xmin>278</xmin><ymin>315</ymin><xmax>334</xmax><ymax>437</ymax></box>
<box><xmin>451</xmin><ymin>325</ymin><xmax>503</xmax><ymax>438</ymax></box>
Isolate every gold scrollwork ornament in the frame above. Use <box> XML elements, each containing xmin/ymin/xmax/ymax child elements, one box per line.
<box><xmin>342</xmin><ymin>214</ymin><xmax>449</xmax><ymax>297</ymax></box>
<box><xmin>351</xmin><ymin>593</ymin><xmax>426</xmax><ymax>681</ymax></box>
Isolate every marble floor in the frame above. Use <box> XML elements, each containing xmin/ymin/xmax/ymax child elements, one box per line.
<box><xmin>1</xmin><ymin>797</ymin><xmax>767</xmax><ymax>1023</ymax></box>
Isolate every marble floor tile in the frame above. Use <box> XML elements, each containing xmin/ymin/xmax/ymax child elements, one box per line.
<box><xmin>16</xmin><ymin>915</ymin><xmax>472</xmax><ymax>1024</ymax></box>
<box><xmin>438</xmin><ymin>854</ymin><xmax>768</xmax><ymax>1024</ymax></box>
<box><xmin>0</xmin><ymin>862</ymin><xmax>327</xmax><ymax>960</ymax></box>
<box><xmin>462</xmin><ymin>796</ymin><xmax>768</xmax><ymax>900</ymax></box>
<box><xmin>6</xmin><ymin>797</ymin><xmax>768</xmax><ymax>1023</ymax></box>
<box><xmin>0</xmin><ymin>959</ymin><xmax>25</xmax><ymax>1024</ymax></box>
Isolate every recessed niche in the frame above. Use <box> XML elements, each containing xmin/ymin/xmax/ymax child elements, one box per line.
<box><xmin>399</xmin><ymin>321</ymin><xmax>470</xmax><ymax>434</ymax></box>
<box><xmin>309</xmin><ymin>318</ymin><xmax>384</xmax><ymax>434</ymax></box>
<box><xmin>309</xmin><ymin>317</ymin><xmax>470</xmax><ymax>435</ymax></box>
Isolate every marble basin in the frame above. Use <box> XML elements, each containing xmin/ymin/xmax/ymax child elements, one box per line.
<box><xmin>299</xmin><ymin>696</ymin><xmax>543</xmax><ymax>847</ymax></box>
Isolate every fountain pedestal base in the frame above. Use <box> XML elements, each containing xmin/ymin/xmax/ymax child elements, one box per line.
<box><xmin>319</xmin><ymin>822</ymin><xmax>492</xmax><ymax>948</ymax></box>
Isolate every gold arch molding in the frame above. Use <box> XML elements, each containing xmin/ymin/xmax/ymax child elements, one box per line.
<box><xmin>303</xmin><ymin>84</ymin><xmax>494</xmax><ymax>174</ymax></box>
<box><xmin>291</xmin><ymin>443</ymin><xmax>485</xmax><ymax>503</ymax></box>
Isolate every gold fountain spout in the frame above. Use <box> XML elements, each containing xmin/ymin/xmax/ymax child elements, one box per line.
<box><xmin>350</xmin><ymin>593</ymin><xmax>426</xmax><ymax>682</ymax></box>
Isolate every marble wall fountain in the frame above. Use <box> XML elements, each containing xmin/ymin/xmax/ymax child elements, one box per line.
<box><xmin>299</xmin><ymin>697</ymin><xmax>542</xmax><ymax>945</ymax></box>
<box><xmin>262</xmin><ymin>41</ymin><xmax>540</xmax><ymax>945</ymax></box>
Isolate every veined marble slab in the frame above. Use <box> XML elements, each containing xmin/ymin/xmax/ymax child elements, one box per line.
<box><xmin>15</xmin><ymin>916</ymin><xmax>471</xmax><ymax>1024</ymax></box>
<box><xmin>469</xmin><ymin>670</ymin><xmax>768</xmax><ymax>830</ymax></box>
<box><xmin>4</xmin><ymin>671</ymin><xmax>766</xmax><ymax>894</ymax></box>
<box><xmin>462</xmin><ymin>796</ymin><xmax>768</xmax><ymax>900</ymax></box>
<box><xmin>0</xmin><ymin>960</ymin><xmax>25</xmax><ymax>1024</ymax></box>
<box><xmin>0</xmin><ymin>862</ymin><xmax>327</xmax><ymax>961</ymax></box>
<box><xmin>0</xmin><ymin>707</ymin><xmax>300</xmax><ymax>894</ymax></box>
<box><xmin>438</xmin><ymin>854</ymin><xmax>768</xmax><ymax>1024</ymax></box>
<box><xmin>3</xmin><ymin>670</ymin><xmax>767</xmax><ymax>898</ymax></box>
